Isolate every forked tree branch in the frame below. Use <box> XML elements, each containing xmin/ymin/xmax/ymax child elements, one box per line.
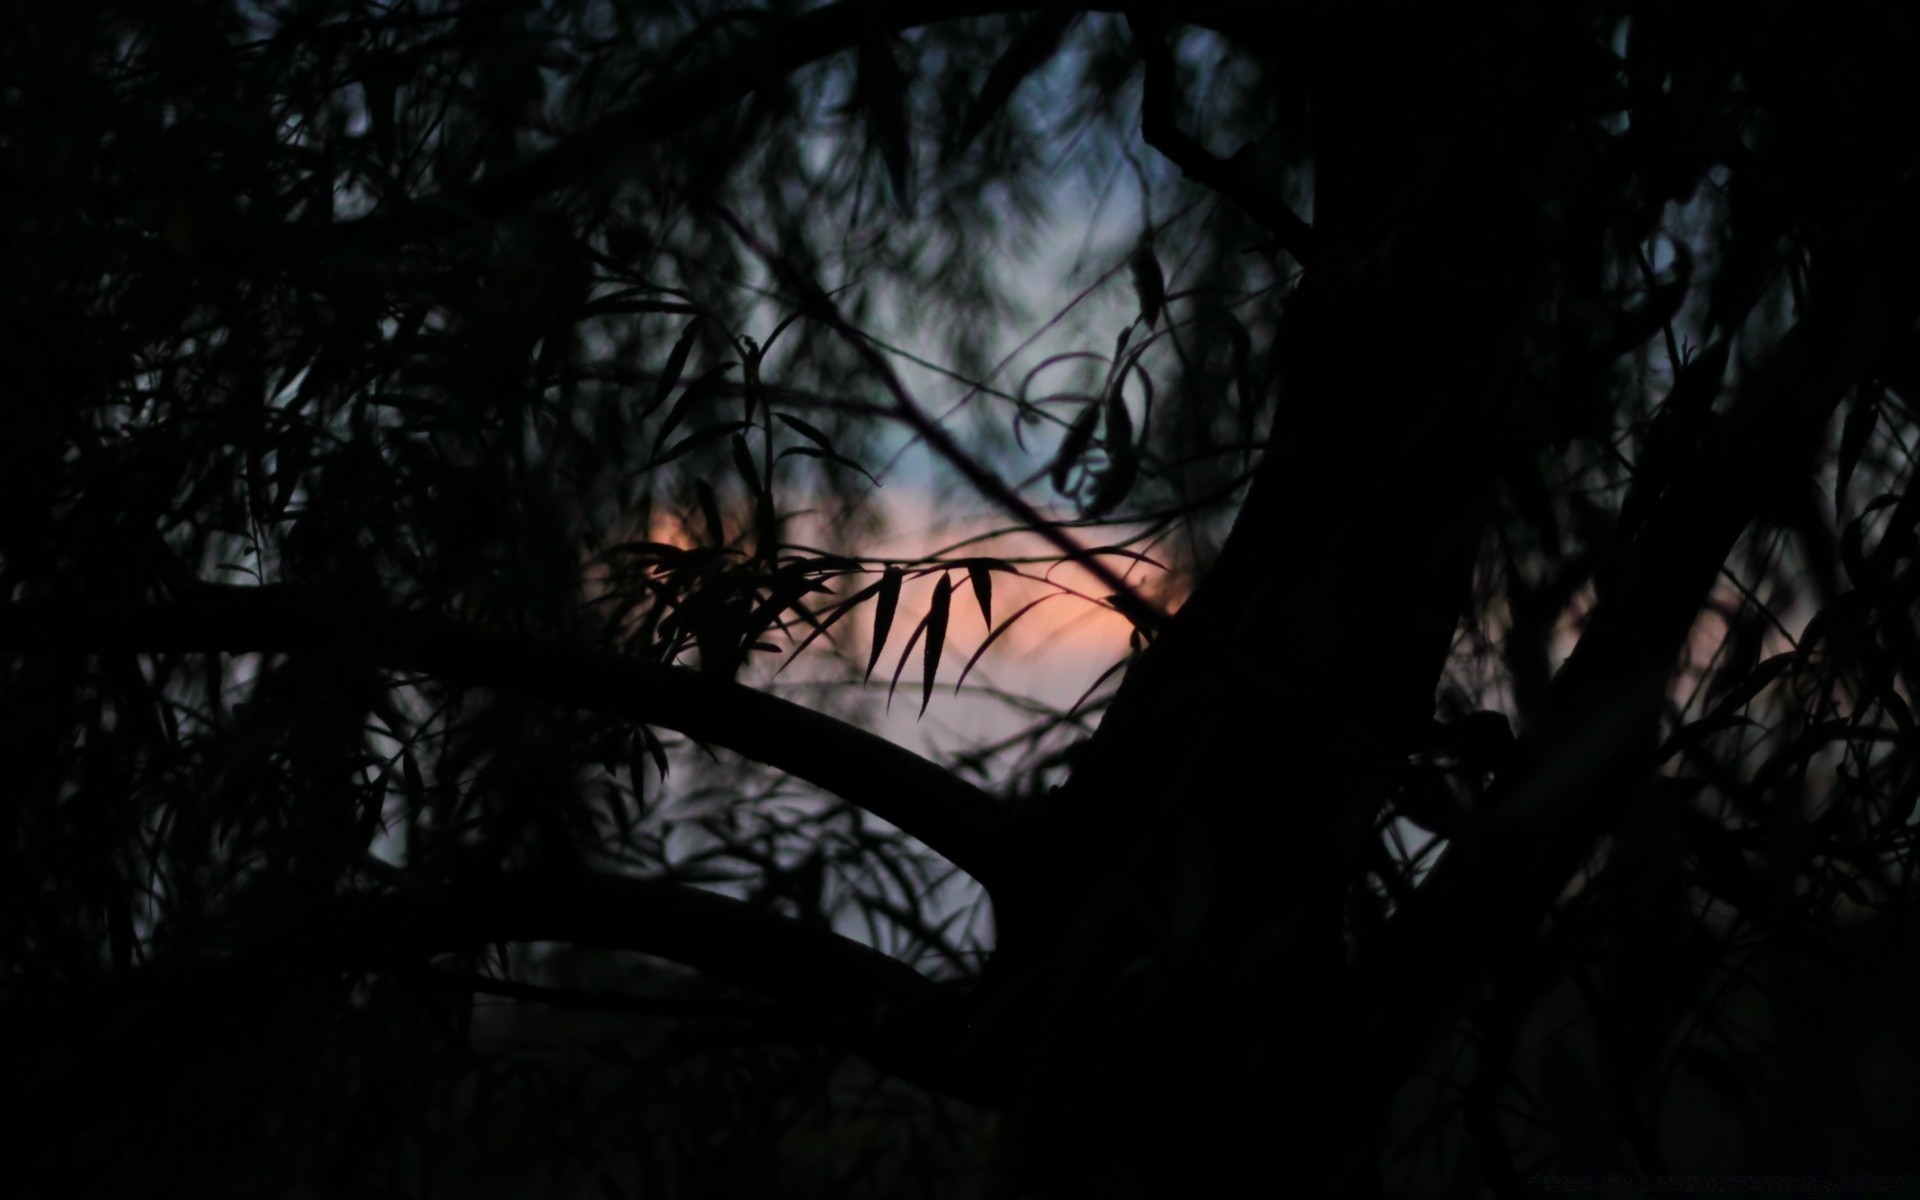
<box><xmin>0</xmin><ymin>584</ymin><xmax>1016</xmax><ymax>890</ymax></box>
<box><xmin>1367</xmin><ymin>278</ymin><xmax>1906</xmax><ymax>1095</ymax></box>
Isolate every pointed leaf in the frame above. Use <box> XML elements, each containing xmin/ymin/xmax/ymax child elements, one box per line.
<box><xmin>888</xmin><ymin>613</ymin><xmax>930</xmax><ymax>711</ymax></box>
<box><xmin>694</xmin><ymin>479</ymin><xmax>726</xmax><ymax>548</ymax></box>
<box><xmin>645</xmin><ymin>320</ymin><xmax>700</xmax><ymax>419</ymax></box>
<box><xmin>1881</xmin><ymin>683</ymin><xmax>1915</xmax><ymax>737</ymax></box>
<box><xmin>1085</xmin><ymin>545</ymin><xmax>1168</xmax><ymax>570</ymax></box>
<box><xmin>1797</xmin><ymin>589</ymin><xmax>1869</xmax><ymax>655</ymax></box>
<box><xmin>1065</xmin><ymin>652</ymin><xmax>1131</xmax><ymax>719</ymax></box>
<box><xmin>754</xmin><ymin>488</ymin><xmax>777</xmax><ymax>560</ymax></box>
<box><xmin>649</xmin><ymin>420</ymin><xmax>751</xmax><ymax>468</ymax></box>
<box><xmin>1104</xmin><ymin>378</ymin><xmax>1134</xmax><ymax>450</ymax></box>
<box><xmin>1050</xmin><ymin>401</ymin><xmax>1100</xmax><ymax>494</ymax></box>
<box><xmin>777</xmin><ymin>445</ymin><xmax>881</xmax><ymax>487</ymax></box>
<box><xmin>955</xmin><ymin>593</ymin><xmax>1068</xmax><ymax>692</ymax></box>
<box><xmin>966</xmin><ymin>562</ymin><xmax>993</xmax><ymax>627</ymax></box>
<box><xmin>1712</xmin><ymin>651</ymin><xmax>1800</xmax><ymax>717</ymax></box>
<box><xmin>774</xmin><ymin>410</ymin><xmax>836</xmax><ymax>451</ymax></box>
<box><xmin>963</xmin><ymin>557</ymin><xmax>1018</xmax><ymax>574</ymax></box>
<box><xmin>1129</xmin><ymin>232</ymin><xmax>1165</xmax><ymax>329</ymax></box>
<box><xmin>731</xmin><ymin>433</ymin><xmax>762</xmax><ymax>495</ymax></box>
<box><xmin>762</xmin><ymin>305</ymin><xmax>810</xmax><ymax>357</ymax></box>
<box><xmin>651</xmin><ymin>367</ymin><xmax>719</xmax><ymax>457</ymax></box>
<box><xmin>586</xmin><ymin>298</ymin><xmax>706</xmax><ymax>318</ymax></box>
<box><xmin>777</xmin><ymin>577</ymin><xmax>882</xmax><ymax>675</ymax></box>
<box><xmin>865</xmin><ymin>567</ymin><xmax>903</xmax><ymax>682</ymax></box>
<box><xmin>921</xmin><ymin>574</ymin><xmax>952</xmax><ymax>717</ymax></box>
<box><xmin>603</xmin><ymin>540</ymin><xmax>695</xmax><ymax>562</ymax></box>
<box><xmin>1086</xmin><ymin>385</ymin><xmax>1138</xmax><ymax>516</ymax></box>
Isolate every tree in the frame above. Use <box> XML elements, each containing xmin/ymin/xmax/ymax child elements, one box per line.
<box><xmin>5</xmin><ymin>0</ymin><xmax>1919</xmax><ymax>1194</ymax></box>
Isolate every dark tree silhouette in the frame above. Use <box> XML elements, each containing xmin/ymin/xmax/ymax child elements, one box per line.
<box><xmin>4</xmin><ymin>1</ymin><xmax>1918</xmax><ymax>1195</ymax></box>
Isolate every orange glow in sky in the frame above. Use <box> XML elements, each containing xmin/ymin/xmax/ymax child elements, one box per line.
<box><xmin>583</xmin><ymin>482</ymin><xmax>1184</xmax><ymax>753</ymax></box>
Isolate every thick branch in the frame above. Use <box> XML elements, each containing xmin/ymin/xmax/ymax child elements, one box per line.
<box><xmin>11</xmin><ymin>868</ymin><xmax>987</xmax><ymax>1105</ymax></box>
<box><xmin>0</xmin><ymin>585</ymin><xmax>1014</xmax><ymax>890</ymax></box>
<box><xmin>324</xmin><ymin>867</ymin><xmax>983</xmax><ymax>1099</ymax></box>
<box><xmin>448</xmin><ymin>972</ymin><xmax>781</xmax><ymax>1021</ymax></box>
<box><xmin>1367</xmin><ymin>284</ymin><xmax>1901</xmax><ymax>1095</ymax></box>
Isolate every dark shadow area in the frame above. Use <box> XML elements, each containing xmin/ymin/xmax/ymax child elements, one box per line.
<box><xmin>3</xmin><ymin>2</ymin><xmax>1919</xmax><ymax>1196</ymax></box>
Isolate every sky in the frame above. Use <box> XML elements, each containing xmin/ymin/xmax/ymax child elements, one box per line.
<box><xmin>703</xmin><ymin>114</ymin><xmax>1184</xmax><ymax>765</ymax></box>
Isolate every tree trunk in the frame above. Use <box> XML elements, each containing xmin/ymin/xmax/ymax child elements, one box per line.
<box><xmin>978</xmin><ymin>15</ymin><xmax>1552</xmax><ymax>1192</ymax></box>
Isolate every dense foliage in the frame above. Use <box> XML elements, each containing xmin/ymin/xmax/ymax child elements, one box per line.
<box><xmin>4</xmin><ymin>1</ymin><xmax>1919</xmax><ymax>1195</ymax></box>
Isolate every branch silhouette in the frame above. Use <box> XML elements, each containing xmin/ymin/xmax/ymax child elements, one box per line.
<box><xmin>0</xmin><ymin>584</ymin><xmax>1015</xmax><ymax>890</ymax></box>
<box><xmin>325</xmin><ymin>866</ymin><xmax>985</xmax><ymax>1100</ymax></box>
<box><xmin>1370</xmin><ymin>278</ymin><xmax>1907</xmax><ymax>1092</ymax></box>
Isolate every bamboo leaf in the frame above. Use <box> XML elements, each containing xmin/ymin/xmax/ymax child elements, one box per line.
<box><xmin>921</xmin><ymin>574</ymin><xmax>952</xmax><ymax>717</ymax></box>
<box><xmin>754</xmin><ymin>488</ymin><xmax>777</xmax><ymax>560</ymax></box>
<box><xmin>1658</xmin><ymin>653</ymin><xmax>1799</xmax><ymax>764</ymax></box>
<box><xmin>584</xmin><ymin>298</ymin><xmax>707</xmax><ymax>318</ymax></box>
<box><xmin>694</xmin><ymin>479</ymin><xmax>726</xmax><ymax>548</ymax></box>
<box><xmin>1710</xmin><ymin>651</ymin><xmax>1800</xmax><ymax>717</ymax></box>
<box><xmin>777</xmin><ymin>577</ymin><xmax>882</xmax><ymax>675</ymax></box>
<box><xmin>1051</xmin><ymin>400</ymin><xmax>1100</xmax><ymax>494</ymax></box>
<box><xmin>650</xmin><ymin>367</ymin><xmax>723</xmax><ymax>457</ymax></box>
<box><xmin>602</xmin><ymin>540</ymin><xmax>693</xmax><ymax>562</ymax></box>
<box><xmin>1084</xmin><ymin>451</ymin><xmax>1139</xmax><ymax>518</ymax></box>
<box><xmin>731</xmin><ymin>433</ymin><xmax>762</xmax><ymax>495</ymax></box>
<box><xmin>645</xmin><ymin>320</ymin><xmax>700</xmax><ymax>419</ymax></box>
<box><xmin>865</xmin><ymin>567</ymin><xmax>903</xmax><ymax>682</ymax></box>
<box><xmin>1085</xmin><ymin>545</ymin><xmax>1168</xmax><ymax>570</ymax></box>
<box><xmin>1104</xmin><ymin>377</ymin><xmax>1134</xmax><ymax>450</ymax></box>
<box><xmin>1129</xmin><ymin>231</ymin><xmax>1165</xmax><ymax>329</ymax></box>
<box><xmin>963</xmin><ymin>557</ymin><xmax>1017</xmax><ymax>574</ymax></box>
<box><xmin>888</xmin><ymin>613</ymin><xmax>930</xmax><ymax>711</ymax></box>
<box><xmin>966</xmin><ymin>562</ymin><xmax>993</xmax><ymax>627</ymax></box>
<box><xmin>1065</xmin><ymin>651</ymin><xmax>1131</xmax><ymax>719</ymax></box>
<box><xmin>649</xmin><ymin>420</ymin><xmax>751</xmax><ymax>469</ymax></box>
<box><xmin>778</xmin><ymin>445</ymin><xmax>881</xmax><ymax>487</ymax></box>
<box><xmin>955</xmin><ymin>593</ymin><xmax>1068</xmax><ymax>693</ymax></box>
<box><xmin>1085</xmin><ymin>385</ymin><xmax>1138</xmax><ymax>517</ymax></box>
<box><xmin>774</xmin><ymin>410</ymin><xmax>835</xmax><ymax>451</ymax></box>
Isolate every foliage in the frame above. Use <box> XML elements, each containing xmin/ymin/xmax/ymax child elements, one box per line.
<box><xmin>4</xmin><ymin>1</ymin><xmax>1920</xmax><ymax>1196</ymax></box>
